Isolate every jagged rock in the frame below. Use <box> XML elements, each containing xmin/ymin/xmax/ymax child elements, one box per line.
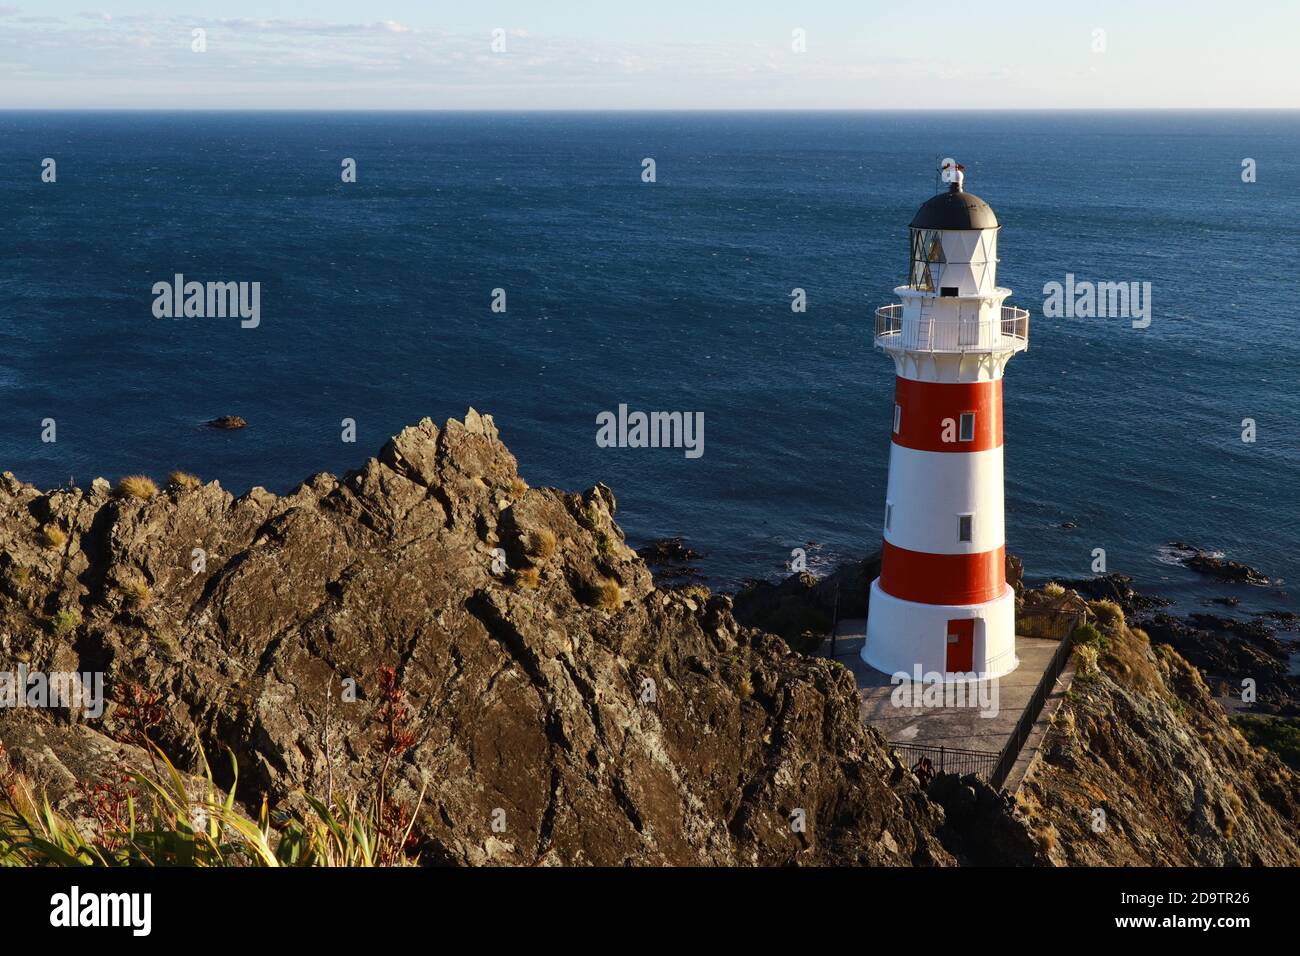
<box><xmin>1052</xmin><ymin>572</ymin><xmax>1170</xmax><ymax>614</ymax></box>
<box><xmin>206</xmin><ymin>416</ymin><xmax>247</xmax><ymax>430</ymax></box>
<box><xmin>1018</xmin><ymin>620</ymin><xmax>1300</xmax><ymax>864</ymax></box>
<box><xmin>635</xmin><ymin>537</ymin><xmax>705</xmax><ymax>584</ymax></box>
<box><xmin>5</xmin><ymin>415</ymin><xmax>1296</xmax><ymax>868</ymax></box>
<box><xmin>1140</xmin><ymin>612</ymin><xmax>1300</xmax><ymax>716</ymax></box>
<box><xmin>1005</xmin><ymin>553</ymin><xmax>1025</xmax><ymax>597</ymax></box>
<box><xmin>733</xmin><ymin>554</ymin><xmax>880</xmax><ymax>647</ymax></box>
<box><xmin>0</xmin><ymin>412</ymin><xmax>954</xmax><ymax>866</ymax></box>
<box><xmin>926</xmin><ymin>773</ymin><xmax>1044</xmax><ymax>866</ymax></box>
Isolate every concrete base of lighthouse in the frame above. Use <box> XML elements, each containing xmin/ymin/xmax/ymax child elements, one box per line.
<box><xmin>861</xmin><ymin>580</ymin><xmax>1018</xmax><ymax>681</ymax></box>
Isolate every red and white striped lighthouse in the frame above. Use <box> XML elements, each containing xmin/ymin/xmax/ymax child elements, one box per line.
<box><xmin>863</xmin><ymin>165</ymin><xmax>1030</xmax><ymax>680</ymax></box>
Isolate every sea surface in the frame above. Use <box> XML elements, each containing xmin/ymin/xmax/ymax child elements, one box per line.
<box><xmin>1</xmin><ymin>111</ymin><xmax>1296</xmax><ymax>615</ymax></box>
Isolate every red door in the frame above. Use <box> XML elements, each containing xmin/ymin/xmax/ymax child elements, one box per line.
<box><xmin>946</xmin><ymin>619</ymin><xmax>974</xmax><ymax>672</ymax></box>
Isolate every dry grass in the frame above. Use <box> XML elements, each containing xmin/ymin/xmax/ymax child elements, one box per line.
<box><xmin>1074</xmin><ymin>643</ymin><xmax>1100</xmax><ymax>678</ymax></box>
<box><xmin>589</xmin><ymin>576</ymin><xmax>624</xmax><ymax>610</ymax></box>
<box><xmin>1034</xmin><ymin>823</ymin><xmax>1059</xmax><ymax>855</ymax></box>
<box><xmin>523</xmin><ymin>528</ymin><xmax>557</xmax><ymax>561</ymax></box>
<box><xmin>116</xmin><ymin>475</ymin><xmax>159</xmax><ymax>500</ymax></box>
<box><xmin>1089</xmin><ymin>599</ymin><xmax>1125</xmax><ymax>633</ymax></box>
<box><xmin>508</xmin><ymin>477</ymin><xmax>528</xmax><ymax>498</ymax></box>
<box><xmin>123</xmin><ymin>577</ymin><xmax>151</xmax><ymax>610</ymax></box>
<box><xmin>168</xmin><ymin>471</ymin><xmax>202</xmax><ymax>491</ymax></box>
<box><xmin>40</xmin><ymin>525</ymin><xmax>66</xmax><ymax>549</ymax></box>
<box><xmin>511</xmin><ymin>566</ymin><xmax>540</xmax><ymax>590</ymax></box>
<box><xmin>1054</xmin><ymin>704</ymin><xmax>1077</xmax><ymax>738</ymax></box>
<box><xmin>1042</xmin><ymin>581</ymin><xmax>1066</xmax><ymax>598</ymax></box>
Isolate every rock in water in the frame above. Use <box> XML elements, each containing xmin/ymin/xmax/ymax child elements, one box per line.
<box><xmin>206</xmin><ymin>415</ymin><xmax>247</xmax><ymax>430</ymax></box>
<box><xmin>1167</xmin><ymin>542</ymin><xmax>1271</xmax><ymax>586</ymax></box>
<box><xmin>1052</xmin><ymin>572</ymin><xmax>1170</xmax><ymax>613</ymax></box>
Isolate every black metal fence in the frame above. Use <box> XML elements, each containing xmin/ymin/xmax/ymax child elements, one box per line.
<box><xmin>987</xmin><ymin>630</ymin><xmax>1076</xmax><ymax>789</ymax></box>
<box><xmin>893</xmin><ymin>743</ymin><xmax>999</xmax><ymax>780</ymax></box>
<box><xmin>1017</xmin><ymin>607</ymin><xmax>1087</xmax><ymax>640</ymax></box>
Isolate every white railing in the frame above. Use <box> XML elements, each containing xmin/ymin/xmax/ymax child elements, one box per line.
<box><xmin>874</xmin><ymin>304</ymin><xmax>1029</xmax><ymax>354</ymax></box>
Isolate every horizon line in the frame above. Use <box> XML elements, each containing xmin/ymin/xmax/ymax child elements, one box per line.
<box><xmin>1</xmin><ymin>106</ymin><xmax>1297</xmax><ymax>113</ymax></box>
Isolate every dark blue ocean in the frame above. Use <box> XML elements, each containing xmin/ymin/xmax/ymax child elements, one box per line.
<box><xmin>1</xmin><ymin>111</ymin><xmax>1296</xmax><ymax>613</ymax></box>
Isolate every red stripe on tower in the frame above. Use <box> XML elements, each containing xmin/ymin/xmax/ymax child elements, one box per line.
<box><xmin>892</xmin><ymin>377</ymin><xmax>1002</xmax><ymax>453</ymax></box>
<box><xmin>878</xmin><ymin>541</ymin><xmax>1007</xmax><ymax>606</ymax></box>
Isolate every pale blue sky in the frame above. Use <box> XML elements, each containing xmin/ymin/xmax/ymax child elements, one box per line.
<box><xmin>1</xmin><ymin>1</ymin><xmax>1295</xmax><ymax>109</ymax></box>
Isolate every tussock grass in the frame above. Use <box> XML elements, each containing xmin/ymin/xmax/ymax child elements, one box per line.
<box><xmin>1074</xmin><ymin>643</ymin><xmax>1100</xmax><ymax>679</ymax></box>
<box><xmin>1042</xmin><ymin>581</ymin><xmax>1066</xmax><ymax>598</ymax></box>
<box><xmin>0</xmin><ymin>670</ymin><xmax>426</xmax><ymax>867</ymax></box>
<box><xmin>40</xmin><ymin>525</ymin><xmax>66</xmax><ymax>549</ymax></box>
<box><xmin>168</xmin><ymin>471</ymin><xmax>202</xmax><ymax>491</ymax></box>
<box><xmin>116</xmin><ymin>475</ymin><xmax>158</xmax><ymax>501</ymax></box>
<box><xmin>737</xmin><ymin>674</ymin><xmax>754</xmax><ymax>700</ymax></box>
<box><xmin>1034</xmin><ymin>823</ymin><xmax>1059</xmax><ymax>855</ymax></box>
<box><xmin>523</xmin><ymin>528</ymin><xmax>556</xmax><ymax>561</ymax></box>
<box><xmin>589</xmin><ymin>576</ymin><xmax>624</xmax><ymax>610</ymax></box>
<box><xmin>511</xmin><ymin>566</ymin><xmax>541</xmax><ymax>590</ymax></box>
<box><xmin>1089</xmin><ymin>599</ymin><xmax>1125</xmax><ymax>633</ymax></box>
<box><xmin>1233</xmin><ymin>715</ymin><xmax>1300</xmax><ymax>772</ymax></box>
<box><xmin>124</xmin><ymin>577</ymin><xmax>151</xmax><ymax>611</ymax></box>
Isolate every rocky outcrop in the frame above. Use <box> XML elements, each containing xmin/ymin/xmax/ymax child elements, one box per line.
<box><xmin>1140</xmin><ymin>612</ymin><xmax>1300</xmax><ymax>716</ymax></box>
<box><xmin>0</xmin><ymin>411</ymin><xmax>954</xmax><ymax>866</ymax></box>
<box><xmin>1017</xmin><ymin>613</ymin><xmax>1300</xmax><ymax>865</ymax></box>
<box><xmin>1049</xmin><ymin>573</ymin><xmax>1170</xmax><ymax>614</ymax></box>
<box><xmin>5</xmin><ymin>414</ymin><xmax>1296</xmax><ymax>868</ymax></box>
<box><xmin>1168</xmin><ymin>542</ymin><xmax>1271</xmax><ymax>586</ymax></box>
<box><xmin>733</xmin><ymin>552</ymin><xmax>1025</xmax><ymax>647</ymax></box>
<box><xmin>635</xmin><ymin>537</ymin><xmax>705</xmax><ymax>585</ymax></box>
<box><xmin>731</xmin><ymin>555</ymin><xmax>879</xmax><ymax>650</ymax></box>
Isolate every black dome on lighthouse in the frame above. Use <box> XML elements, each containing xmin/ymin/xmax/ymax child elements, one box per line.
<box><xmin>910</xmin><ymin>183</ymin><xmax>998</xmax><ymax>230</ymax></box>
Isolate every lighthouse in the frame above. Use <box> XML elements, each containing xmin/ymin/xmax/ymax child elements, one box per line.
<box><xmin>862</xmin><ymin>164</ymin><xmax>1029</xmax><ymax>680</ymax></box>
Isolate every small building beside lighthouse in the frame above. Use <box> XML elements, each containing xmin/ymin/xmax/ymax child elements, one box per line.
<box><xmin>863</xmin><ymin>167</ymin><xmax>1029</xmax><ymax>680</ymax></box>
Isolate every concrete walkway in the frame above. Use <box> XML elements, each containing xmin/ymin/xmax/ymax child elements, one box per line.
<box><xmin>822</xmin><ymin>618</ymin><xmax>1072</xmax><ymax>791</ymax></box>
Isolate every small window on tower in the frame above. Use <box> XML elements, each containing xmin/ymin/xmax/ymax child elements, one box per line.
<box><xmin>893</xmin><ymin>404</ymin><xmax>901</xmax><ymax>434</ymax></box>
<box><xmin>958</xmin><ymin>514</ymin><xmax>973</xmax><ymax>543</ymax></box>
<box><xmin>959</xmin><ymin>412</ymin><xmax>975</xmax><ymax>442</ymax></box>
<box><xmin>885</xmin><ymin>503</ymin><xmax>893</xmax><ymax>531</ymax></box>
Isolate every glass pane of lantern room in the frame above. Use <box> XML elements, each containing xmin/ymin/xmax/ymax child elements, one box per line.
<box><xmin>927</xmin><ymin>232</ymin><xmax>944</xmax><ymax>262</ymax></box>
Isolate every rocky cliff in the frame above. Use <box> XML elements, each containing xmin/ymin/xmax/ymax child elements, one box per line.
<box><xmin>0</xmin><ymin>411</ymin><xmax>953</xmax><ymax>866</ymax></box>
<box><xmin>3</xmin><ymin>411</ymin><xmax>1296</xmax><ymax>867</ymax></box>
<box><xmin>1015</xmin><ymin>612</ymin><xmax>1300</xmax><ymax>865</ymax></box>
<box><xmin>731</xmin><ymin>565</ymin><xmax>1300</xmax><ymax>866</ymax></box>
